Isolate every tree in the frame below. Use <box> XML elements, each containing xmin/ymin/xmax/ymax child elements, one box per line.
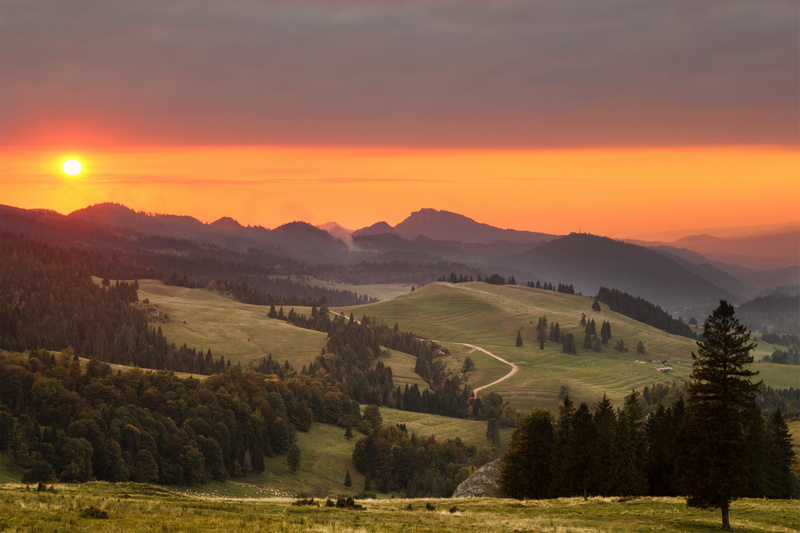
<box><xmin>344</xmin><ymin>469</ymin><xmax>352</xmax><ymax>487</ymax></box>
<box><xmin>362</xmin><ymin>404</ymin><xmax>382</xmax><ymax>430</ymax></box>
<box><xmin>516</xmin><ymin>329</ymin><xmax>523</xmax><ymax>348</ymax></box>
<box><xmin>461</xmin><ymin>356</ymin><xmax>475</xmax><ymax>374</ymax></box>
<box><xmin>133</xmin><ymin>449</ymin><xmax>159</xmax><ymax>483</ymax></box>
<box><xmin>592</xmin><ymin>299</ymin><xmax>601</xmax><ymax>312</ymax></box>
<box><xmin>537</xmin><ymin>328</ymin><xmax>548</xmax><ymax>350</ymax></box>
<box><xmin>764</xmin><ymin>409</ymin><xmax>796</xmax><ymax>499</ymax></box>
<box><xmin>677</xmin><ymin>301</ymin><xmax>760</xmax><ymax>531</ymax></box>
<box><xmin>562</xmin><ymin>333</ymin><xmax>577</xmax><ymax>355</ymax></box>
<box><xmin>583</xmin><ymin>331</ymin><xmax>593</xmax><ymax>350</ymax></box>
<box><xmin>486</xmin><ymin>418</ymin><xmax>500</xmax><ymax>448</ymax></box>
<box><xmin>609</xmin><ymin>391</ymin><xmax>647</xmax><ymax>496</ymax></box>
<box><xmin>500</xmin><ymin>408</ymin><xmax>554</xmax><ymax>499</ymax></box>
<box><xmin>592</xmin><ymin>394</ymin><xmax>616</xmax><ymax>497</ymax></box>
<box><xmin>287</xmin><ymin>443</ymin><xmax>301</xmax><ymax>473</ymax></box>
<box><xmin>636</xmin><ymin>341</ymin><xmax>646</xmax><ymax>356</ymax></box>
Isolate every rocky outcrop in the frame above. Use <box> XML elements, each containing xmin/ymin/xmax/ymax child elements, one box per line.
<box><xmin>451</xmin><ymin>458</ymin><xmax>503</xmax><ymax>498</ymax></box>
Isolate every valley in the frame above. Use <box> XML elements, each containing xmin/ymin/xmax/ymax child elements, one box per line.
<box><xmin>135</xmin><ymin>279</ymin><xmax>795</xmax><ymax>413</ymax></box>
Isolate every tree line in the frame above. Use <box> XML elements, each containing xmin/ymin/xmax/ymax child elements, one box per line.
<box><xmin>595</xmin><ymin>287</ymin><xmax>696</xmax><ymax>339</ymax></box>
<box><xmin>0</xmin><ymin>234</ymin><xmax>230</xmax><ymax>375</ymax></box>
<box><xmin>501</xmin><ymin>392</ymin><xmax>795</xmax><ymax>501</ymax></box>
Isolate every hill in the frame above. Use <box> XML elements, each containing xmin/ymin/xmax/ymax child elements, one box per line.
<box><xmin>136</xmin><ymin>280</ymin><xmax>327</xmax><ymax>371</ymax></box>
<box><xmin>631</xmin><ymin>225</ymin><xmax>800</xmax><ymax>270</ymax></box>
<box><xmin>67</xmin><ymin>203</ymin><xmax>349</xmax><ymax>263</ymax></box>
<box><xmin>342</xmin><ymin>282</ymin><xmax>795</xmax><ymax>412</ymax></box>
<box><xmin>137</xmin><ymin>278</ymin><xmax>796</xmax><ymax>413</ymax></box>
<box><xmin>511</xmin><ymin>233</ymin><xmax>734</xmax><ymax>313</ymax></box>
<box><xmin>391</xmin><ymin>208</ymin><xmax>555</xmax><ymax>245</ymax></box>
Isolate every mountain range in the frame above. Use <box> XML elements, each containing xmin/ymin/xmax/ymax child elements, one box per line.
<box><xmin>1</xmin><ymin>202</ymin><xmax>797</xmax><ymax>316</ymax></box>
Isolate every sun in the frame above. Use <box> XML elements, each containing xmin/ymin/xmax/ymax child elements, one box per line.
<box><xmin>63</xmin><ymin>159</ymin><xmax>82</xmax><ymax>176</ymax></box>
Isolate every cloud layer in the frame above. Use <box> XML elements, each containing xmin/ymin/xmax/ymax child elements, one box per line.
<box><xmin>2</xmin><ymin>0</ymin><xmax>798</xmax><ymax>148</ymax></box>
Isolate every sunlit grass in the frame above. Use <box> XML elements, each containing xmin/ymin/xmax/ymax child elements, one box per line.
<box><xmin>344</xmin><ymin>282</ymin><xmax>797</xmax><ymax>412</ymax></box>
<box><xmin>137</xmin><ymin>279</ymin><xmax>326</xmax><ymax>370</ymax></box>
<box><xmin>0</xmin><ymin>483</ymin><xmax>795</xmax><ymax>533</ymax></box>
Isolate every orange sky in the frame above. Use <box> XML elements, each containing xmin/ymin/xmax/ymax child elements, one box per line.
<box><xmin>1</xmin><ymin>145</ymin><xmax>797</xmax><ymax>239</ymax></box>
<box><xmin>2</xmin><ymin>3</ymin><xmax>798</xmax><ymax>239</ymax></box>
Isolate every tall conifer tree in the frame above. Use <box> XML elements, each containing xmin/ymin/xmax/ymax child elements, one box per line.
<box><xmin>677</xmin><ymin>300</ymin><xmax>760</xmax><ymax>531</ymax></box>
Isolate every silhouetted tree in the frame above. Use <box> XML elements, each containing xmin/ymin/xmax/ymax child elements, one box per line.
<box><xmin>677</xmin><ymin>301</ymin><xmax>761</xmax><ymax>531</ymax></box>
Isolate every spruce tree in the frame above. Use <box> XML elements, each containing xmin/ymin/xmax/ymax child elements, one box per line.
<box><xmin>549</xmin><ymin>396</ymin><xmax>575</xmax><ymax>496</ymax></box>
<box><xmin>592</xmin><ymin>394</ymin><xmax>616</xmax><ymax>496</ymax></box>
<box><xmin>287</xmin><ymin>443</ymin><xmax>301</xmax><ymax>473</ymax></box>
<box><xmin>677</xmin><ymin>300</ymin><xmax>760</xmax><ymax>531</ymax></box>
<box><xmin>500</xmin><ymin>408</ymin><xmax>554</xmax><ymax>499</ymax></box>
<box><xmin>344</xmin><ymin>469</ymin><xmax>352</xmax><ymax>487</ymax></box>
<box><xmin>609</xmin><ymin>391</ymin><xmax>647</xmax><ymax>496</ymax></box>
<box><xmin>486</xmin><ymin>418</ymin><xmax>501</xmax><ymax>448</ymax></box>
<box><xmin>764</xmin><ymin>409</ymin><xmax>796</xmax><ymax>499</ymax></box>
<box><xmin>538</xmin><ymin>328</ymin><xmax>548</xmax><ymax>350</ymax></box>
<box><xmin>516</xmin><ymin>329</ymin><xmax>523</xmax><ymax>348</ymax></box>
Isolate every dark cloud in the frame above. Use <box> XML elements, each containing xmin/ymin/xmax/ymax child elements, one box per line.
<box><xmin>1</xmin><ymin>0</ymin><xmax>797</xmax><ymax>148</ymax></box>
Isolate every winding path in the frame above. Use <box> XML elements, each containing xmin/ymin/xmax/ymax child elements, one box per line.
<box><xmin>330</xmin><ymin>310</ymin><xmax>518</xmax><ymax>397</ymax></box>
<box><xmin>461</xmin><ymin>343</ymin><xmax>519</xmax><ymax>398</ymax></box>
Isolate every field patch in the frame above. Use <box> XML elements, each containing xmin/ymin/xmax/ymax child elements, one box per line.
<box><xmin>137</xmin><ymin>280</ymin><xmax>326</xmax><ymax>370</ymax></box>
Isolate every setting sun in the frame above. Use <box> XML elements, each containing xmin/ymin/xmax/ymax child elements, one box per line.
<box><xmin>62</xmin><ymin>159</ymin><xmax>81</xmax><ymax>176</ymax></box>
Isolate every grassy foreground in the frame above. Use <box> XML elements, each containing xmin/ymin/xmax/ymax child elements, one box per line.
<box><xmin>0</xmin><ymin>482</ymin><xmax>796</xmax><ymax>533</ymax></box>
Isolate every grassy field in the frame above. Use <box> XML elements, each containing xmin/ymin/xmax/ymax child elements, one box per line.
<box><xmin>342</xmin><ymin>282</ymin><xmax>798</xmax><ymax>412</ymax></box>
<box><xmin>285</xmin><ymin>275</ymin><xmax>415</xmax><ymax>302</ymax></box>
<box><xmin>0</xmin><ymin>482</ymin><xmax>796</xmax><ymax>533</ymax></box>
<box><xmin>134</xmin><ymin>279</ymin><xmax>796</xmax><ymax>413</ymax></box>
<box><xmin>137</xmin><ymin>280</ymin><xmax>326</xmax><ymax>370</ymax></box>
<box><xmin>165</xmin><ymin>407</ymin><xmax>507</xmax><ymax>500</ymax></box>
<box><xmin>378</xmin><ymin>348</ymin><xmax>430</xmax><ymax>391</ymax></box>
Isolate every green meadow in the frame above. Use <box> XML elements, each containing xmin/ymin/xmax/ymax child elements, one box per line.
<box><xmin>136</xmin><ymin>279</ymin><xmax>796</xmax><ymax>413</ymax></box>
<box><xmin>342</xmin><ymin>282</ymin><xmax>797</xmax><ymax>412</ymax></box>
<box><xmin>137</xmin><ymin>280</ymin><xmax>326</xmax><ymax>370</ymax></box>
<box><xmin>0</xmin><ymin>482</ymin><xmax>796</xmax><ymax>533</ymax></box>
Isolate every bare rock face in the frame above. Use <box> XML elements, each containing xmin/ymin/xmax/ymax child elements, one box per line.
<box><xmin>452</xmin><ymin>458</ymin><xmax>503</xmax><ymax>498</ymax></box>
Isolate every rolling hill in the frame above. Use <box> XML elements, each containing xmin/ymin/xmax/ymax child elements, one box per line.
<box><xmin>342</xmin><ymin>282</ymin><xmax>793</xmax><ymax>412</ymax></box>
<box><xmin>511</xmin><ymin>233</ymin><xmax>734</xmax><ymax>313</ymax></box>
<box><xmin>66</xmin><ymin>203</ymin><xmax>350</xmax><ymax>263</ymax></box>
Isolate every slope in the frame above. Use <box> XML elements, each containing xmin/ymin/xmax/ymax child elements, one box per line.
<box><xmin>137</xmin><ymin>280</ymin><xmax>326</xmax><ymax>370</ymax></box>
<box><xmin>343</xmin><ymin>282</ymin><xmax>793</xmax><ymax>412</ymax></box>
<box><xmin>513</xmin><ymin>233</ymin><xmax>734</xmax><ymax>312</ymax></box>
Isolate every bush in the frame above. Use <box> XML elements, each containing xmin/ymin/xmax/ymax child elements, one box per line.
<box><xmin>80</xmin><ymin>506</ymin><xmax>108</xmax><ymax>519</ymax></box>
<box><xmin>291</xmin><ymin>498</ymin><xmax>318</xmax><ymax>507</ymax></box>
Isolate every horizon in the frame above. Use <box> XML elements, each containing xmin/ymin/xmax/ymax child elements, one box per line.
<box><xmin>7</xmin><ymin>200</ymin><xmax>799</xmax><ymax>243</ymax></box>
<box><xmin>1</xmin><ymin>2</ymin><xmax>798</xmax><ymax>239</ymax></box>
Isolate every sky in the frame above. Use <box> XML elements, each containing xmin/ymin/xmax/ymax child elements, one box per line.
<box><xmin>1</xmin><ymin>0</ymin><xmax>798</xmax><ymax>238</ymax></box>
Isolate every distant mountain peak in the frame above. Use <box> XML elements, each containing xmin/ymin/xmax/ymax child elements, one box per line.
<box><xmin>69</xmin><ymin>202</ymin><xmax>136</xmax><ymax>216</ymax></box>
<box><xmin>210</xmin><ymin>216</ymin><xmax>242</xmax><ymax>229</ymax></box>
<box><xmin>353</xmin><ymin>221</ymin><xmax>396</xmax><ymax>237</ymax></box>
<box><xmin>395</xmin><ymin>208</ymin><xmax>554</xmax><ymax>245</ymax></box>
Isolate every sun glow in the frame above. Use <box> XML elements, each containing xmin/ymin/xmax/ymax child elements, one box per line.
<box><xmin>63</xmin><ymin>159</ymin><xmax>82</xmax><ymax>176</ymax></box>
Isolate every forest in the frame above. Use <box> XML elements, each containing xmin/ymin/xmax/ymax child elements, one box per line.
<box><xmin>500</xmin><ymin>392</ymin><xmax>796</xmax><ymax>500</ymax></box>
